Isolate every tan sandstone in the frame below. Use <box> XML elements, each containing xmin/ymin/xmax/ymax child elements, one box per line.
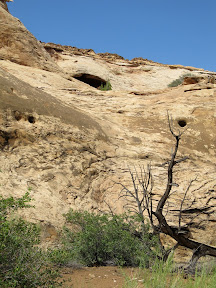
<box><xmin>0</xmin><ymin>2</ymin><xmax>216</xmax><ymax>260</ymax></box>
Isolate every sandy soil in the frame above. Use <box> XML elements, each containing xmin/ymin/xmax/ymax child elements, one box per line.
<box><xmin>60</xmin><ymin>266</ymin><xmax>144</xmax><ymax>288</ymax></box>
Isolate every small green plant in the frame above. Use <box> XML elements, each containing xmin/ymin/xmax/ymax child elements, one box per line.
<box><xmin>99</xmin><ymin>80</ymin><xmax>112</xmax><ymax>91</ymax></box>
<box><xmin>0</xmin><ymin>193</ymin><xmax>60</xmax><ymax>287</ymax></box>
<box><xmin>123</xmin><ymin>258</ymin><xmax>216</xmax><ymax>288</ymax></box>
<box><xmin>53</xmin><ymin>210</ymin><xmax>158</xmax><ymax>267</ymax></box>
<box><xmin>168</xmin><ymin>73</ymin><xmax>193</xmax><ymax>87</ymax></box>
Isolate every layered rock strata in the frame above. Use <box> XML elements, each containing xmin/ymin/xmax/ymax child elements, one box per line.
<box><xmin>0</xmin><ymin>3</ymin><xmax>215</xmax><ymax>259</ymax></box>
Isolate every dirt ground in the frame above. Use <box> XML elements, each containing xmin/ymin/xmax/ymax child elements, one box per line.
<box><xmin>60</xmin><ymin>266</ymin><xmax>144</xmax><ymax>288</ymax></box>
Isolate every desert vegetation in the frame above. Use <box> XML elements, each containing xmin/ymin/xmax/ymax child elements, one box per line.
<box><xmin>99</xmin><ymin>80</ymin><xmax>112</xmax><ymax>91</ymax></box>
<box><xmin>0</xmin><ymin>193</ymin><xmax>61</xmax><ymax>287</ymax></box>
<box><xmin>48</xmin><ymin>209</ymin><xmax>159</xmax><ymax>268</ymax></box>
<box><xmin>118</xmin><ymin>114</ymin><xmax>216</xmax><ymax>274</ymax></box>
<box><xmin>1</xmin><ymin>186</ymin><xmax>216</xmax><ymax>287</ymax></box>
<box><xmin>168</xmin><ymin>73</ymin><xmax>193</xmax><ymax>87</ymax></box>
<box><xmin>123</xmin><ymin>259</ymin><xmax>216</xmax><ymax>288</ymax></box>
<box><xmin>1</xmin><ymin>117</ymin><xmax>216</xmax><ymax>287</ymax></box>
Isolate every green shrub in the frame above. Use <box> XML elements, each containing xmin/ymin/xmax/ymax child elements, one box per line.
<box><xmin>55</xmin><ymin>210</ymin><xmax>159</xmax><ymax>267</ymax></box>
<box><xmin>47</xmin><ymin>246</ymin><xmax>75</xmax><ymax>267</ymax></box>
<box><xmin>0</xmin><ymin>193</ymin><xmax>60</xmax><ymax>287</ymax></box>
<box><xmin>168</xmin><ymin>73</ymin><xmax>193</xmax><ymax>87</ymax></box>
<box><xmin>99</xmin><ymin>80</ymin><xmax>112</xmax><ymax>91</ymax></box>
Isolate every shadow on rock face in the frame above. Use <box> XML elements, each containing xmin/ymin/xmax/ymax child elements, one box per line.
<box><xmin>0</xmin><ymin>68</ymin><xmax>107</xmax><ymax>140</ymax></box>
<box><xmin>73</xmin><ymin>73</ymin><xmax>107</xmax><ymax>89</ymax></box>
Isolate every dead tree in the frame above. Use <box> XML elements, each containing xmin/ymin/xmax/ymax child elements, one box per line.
<box><xmin>119</xmin><ymin>115</ymin><xmax>216</xmax><ymax>273</ymax></box>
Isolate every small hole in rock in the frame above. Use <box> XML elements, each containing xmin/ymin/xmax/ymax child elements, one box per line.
<box><xmin>28</xmin><ymin>116</ymin><xmax>35</xmax><ymax>124</ymax></box>
<box><xmin>178</xmin><ymin>119</ymin><xmax>187</xmax><ymax>127</ymax></box>
<box><xmin>14</xmin><ymin>111</ymin><xmax>22</xmax><ymax>121</ymax></box>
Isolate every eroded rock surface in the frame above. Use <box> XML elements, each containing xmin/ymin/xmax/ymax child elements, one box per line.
<box><xmin>0</xmin><ymin>2</ymin><xmax>216</xmax><ymax>258</ymax></box>
<box><xmin>0</xmin><ymin>4</ymin><xmax>61</xmax><ymax>72</ymax></box>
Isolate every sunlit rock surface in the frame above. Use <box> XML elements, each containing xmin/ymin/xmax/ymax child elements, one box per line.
<box><xmin>0</xmin><ymin>3</ymin><xmax>215</xmax><ymax>258</ymax></box>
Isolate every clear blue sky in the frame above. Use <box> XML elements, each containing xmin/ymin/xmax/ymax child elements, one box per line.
<box><xmin>8</xmin><ymin>0</ymin><xmax>216</xmax><ymax>72</ymax></box>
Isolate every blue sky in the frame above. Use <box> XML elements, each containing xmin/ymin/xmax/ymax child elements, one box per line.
<box><xmin>8</xmin><ymin>0</ymin><xmax>216</xmax><ymax>72</ymax></box>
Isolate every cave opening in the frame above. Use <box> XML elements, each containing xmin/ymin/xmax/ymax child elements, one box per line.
<box><xmin>28</xmin><ymin>116</ymin><xmax>36</xmax><ymax>124</ymax></box>
<box><xmin>178</xmin><ymin>119</ymin><xmax>187</xmax><ymax>127</ymax></box>
<box><xmin>73</xmin><ymin>73</ymin><xmax>106</xmax><ymax>88</ymax></box>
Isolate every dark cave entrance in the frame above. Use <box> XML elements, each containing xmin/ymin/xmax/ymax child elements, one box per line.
<box><xmin>73</xmin><ymin>73</ymin><xmax>106</xmax><ymax>88</ymax></box>
<box><xmin>178</xmin><ymin>119</ymin><xmax>187</xmax><ymax>127</ymax></box>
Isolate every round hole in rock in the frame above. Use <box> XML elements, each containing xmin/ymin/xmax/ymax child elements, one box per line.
<box><xmin>178</xmin><ymin>119</ymin><xmax>187</xmax><ymax>127</ymax></box>
<box><xmin>14</xmin><ymin>111</ymin><xmax>22</xmax><ymax>121</ymax></box>
<box><xmin>73</xmin><ymin>73</ymin><xmax>106</xmax><ymax>88</ymax></box>
<box><xmin>28</xmin><ymin>116</ymin><xmax>35</xmax><ymax>124</ymax></box>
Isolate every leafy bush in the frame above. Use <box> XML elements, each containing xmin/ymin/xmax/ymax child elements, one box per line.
<box><xmin>53</xmin><ymin>210</ymin><xmax>159</xmax><ymax>267</ymax></box>
<box><xmin>168</xmin><ymin>73</ymin><xmax>193</xmax><ymax>87</ymax></box>
<box><xmin>0</xmin><ymin>193</ymin><xmax>60</xmax><ymax>288</ymax></box>
<box><xmin>99</xmin><ymin>80</ymin><xmax>112</xmax><ymax>91</ymax></box>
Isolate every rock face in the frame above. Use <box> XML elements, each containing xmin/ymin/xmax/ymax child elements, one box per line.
<box><xmin>0</xmin><ymin>3</ymin><xmax>61</xmax><ymax>72</ymax></box>
<box><xmin>0</xmin><ymin>2</ymin><xmax>216</xmax><ymax>258</ymax></box>
<box><xmin>0</xmin><ymin>1</ymin><xmax>8</xmax><ymax>11</ymax></box>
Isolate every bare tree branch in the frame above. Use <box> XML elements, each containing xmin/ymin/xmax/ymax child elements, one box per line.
<box><xmin>119</xmin><ymin>113</ymin><xmax>216</xmax><ymax>273</ymax></box>
<box><xmin>178</xmin><ymin>178</ymin><xmax>196</xmax><ymax>232</ymax></box>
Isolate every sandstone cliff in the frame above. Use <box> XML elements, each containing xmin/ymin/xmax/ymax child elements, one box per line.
<box><xmin>0</xmin><ymin>2</ymin><xmax>215</xmax><ymax>259</ymax></box>
<box><xmin>0</xmin><ymin>2</ymin><xmax>62</xmax><ymax>72</ymax></box>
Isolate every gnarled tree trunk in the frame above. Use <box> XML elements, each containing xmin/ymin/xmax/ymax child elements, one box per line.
<box><xmin>120</xmin><ymin>114</ymin><xmax>216</xmax><ymax>273</ymax></box>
